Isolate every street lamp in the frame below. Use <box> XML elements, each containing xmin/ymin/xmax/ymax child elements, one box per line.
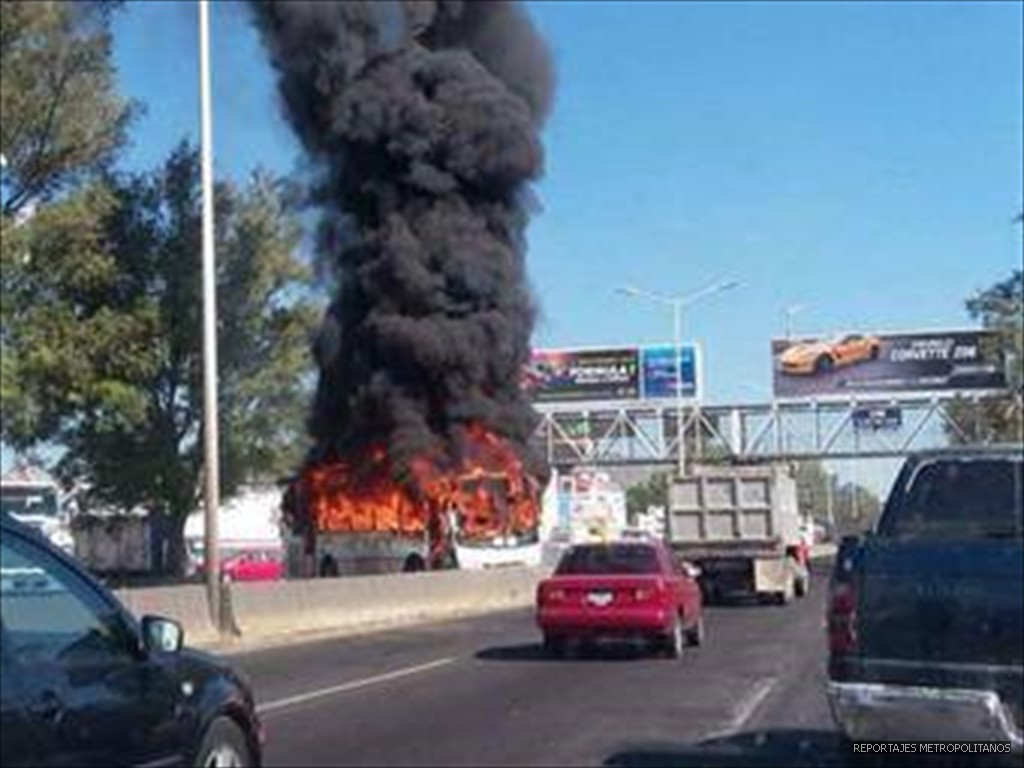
<box><xmin>616</xmin><ymin>279</ymin><xmax>741</xmax><ymax>475</ymax></box>
<box><xmin>783</xmin><ymin>303</ymin><xmax>805</xmax><ymax>340</ymax></box>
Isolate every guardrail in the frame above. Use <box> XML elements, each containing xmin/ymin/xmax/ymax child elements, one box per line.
<box><xmin>115</xmin><ymin>567</ymin><xmax>546</xmax><ymax>650</ymax></box>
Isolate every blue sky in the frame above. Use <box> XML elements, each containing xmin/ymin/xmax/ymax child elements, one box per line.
<box><xmin>6</xmin><ymin>1</ymin><xmax>1022</xmax><ymax>494</ymax></box>
<box><xmin>110</xmin><ymin>0</ymin><xmax>1023</xmax><ymax>406</ymax></box>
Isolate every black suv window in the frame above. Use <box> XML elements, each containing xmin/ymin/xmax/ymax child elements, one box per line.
<box><xmin>0</xmin><ymin>534</ymin><xmax>137</xmax><ymax>669</ymax></box>
<box><xmin>883</xmin><ymin>457</ymin><xmax>1024</xmax><ymax>538</ymax></box>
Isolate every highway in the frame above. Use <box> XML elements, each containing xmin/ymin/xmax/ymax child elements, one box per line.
<box><xmin>234</xmin><ymin>560</ymin><xmax>847</xmax><ymax>767</ymax></box>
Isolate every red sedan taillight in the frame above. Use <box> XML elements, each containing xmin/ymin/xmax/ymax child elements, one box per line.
<box><xmin>827</xmin><ymin>580</ymin><xmax>857</xmax><ymax>655</ymax></box>
<box><xmin>538</xmin><ymin>584</ymin><xmax>567</xmax><ymax>605</ymax></box>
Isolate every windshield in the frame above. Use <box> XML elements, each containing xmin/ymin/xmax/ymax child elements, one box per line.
<box><xmin>0</xmin><ymin>488</ymin><xmax>60</xmax><ymax>519</ymax></box>
<box><xmin>882</xmin><ymin>458</ymin><xmax>1024</xmax><ymax>538</ymax></box>
<box><xmin>556</xmin><ymin>544</ymin><xmax>661</xmax><ymax>575</ymax></box>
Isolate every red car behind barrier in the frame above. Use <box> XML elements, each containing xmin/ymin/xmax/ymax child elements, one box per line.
<box><xmin>220</xmin><ymin>550</ymin><xmax>284</xmax><ymax>582</ymax></box>
<box><xmin>536</xmin><ymin>541</ymin><xmax>704</xmax><ymax>658</ymax></box>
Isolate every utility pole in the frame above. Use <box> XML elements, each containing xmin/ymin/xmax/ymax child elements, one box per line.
<box><xmin>198</xmin><ymin>0</ymin><xmax>221</xmax><ymax>631</ymax></box>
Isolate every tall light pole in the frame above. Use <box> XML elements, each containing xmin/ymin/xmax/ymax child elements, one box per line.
<box><xmin>198</xmin><ymin>0</ymin><xmax>221</xmax><ymax>631</ymax></box>
<box><xmin>783</xmin><ymin>303</ymin><xmax>805</xmax><ymax>340</ymax></box>
<box><xmin>617</xmin><ymin>279</ymin><xmax>741</xmax><ymax>476</ymax></box>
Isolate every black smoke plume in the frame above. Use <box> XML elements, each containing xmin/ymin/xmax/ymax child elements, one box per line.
<box><xmin>249</xmin><ymin>1</ymin><xmax>554</xmax><ymax>482</ymax></box>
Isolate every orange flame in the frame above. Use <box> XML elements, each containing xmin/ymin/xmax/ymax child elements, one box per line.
<box><xmin>291</xmin><ymin>425</ymin><xmax>539</xmax><ymax>547</ymax></box>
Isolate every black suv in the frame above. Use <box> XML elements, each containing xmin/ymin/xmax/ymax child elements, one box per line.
<box><xmin>1</xmin><ymin>513</ymin><xmax>263</xmax><ymax>766</ymax></box>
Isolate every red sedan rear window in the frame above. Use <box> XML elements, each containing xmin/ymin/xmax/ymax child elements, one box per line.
<box><xmin>555</xmin><ymin>544</ymin><xmax>662</xmax><ymax>575</ymax></box>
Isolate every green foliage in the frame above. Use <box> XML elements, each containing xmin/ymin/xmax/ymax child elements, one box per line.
<box><xmin>2</xmin><ymin>144</ymin><xmax>319</xmax><ymax>572</ymax></box>
<box><xmin>625</xmin><ymin>472</ymin><xmax>669</xmax><ymax>520</ymax></box>
<box><xmin>0</xmin><ymin>0</ymin><xmax>134</xmax><ymax>215</ymax></box>
<box><xmin>217</xmin><ymin>170</ymin><xmax>319</xmax><ymax>489</ymax></box>
<box><xmin>833</xmin><ymin>482</ymin><xmax>882</xmax><ymax>537</ymax></box>
<box><xmin>1</xmin><ymin>184</ymin><xmax>158</xmax><ymax>446</ymax></box>
<box><xmin>793</xmin><ymin>460</ymin><xmax>881</xmax><ymax>537</ymax></box>
<box><xmin>946</xmin><ymin>269</ymin><xmax>1024</xmax><ymax>445</ymax></box>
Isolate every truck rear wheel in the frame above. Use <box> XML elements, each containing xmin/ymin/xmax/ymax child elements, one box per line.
<box><xmin>794</xmin><ymin>572</ymin><xmax>809</xmax><ymax>598</ymax></box>
<box><xmin>774</xmin><ymin>577</ymin><xmax>795</xmax><ymax>605</ymax></box>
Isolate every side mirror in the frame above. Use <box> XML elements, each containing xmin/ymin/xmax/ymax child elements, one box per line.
<box><xmin>141</xmin><ymin>615</ymin><xmax>184</xmax><ymax>654</ymax></box>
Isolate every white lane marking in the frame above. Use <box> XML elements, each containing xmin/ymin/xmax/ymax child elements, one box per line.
<box><xmin>257</xmin><ymin>657</ymin><xmax>456</xmax><ymax>716</ymax></box>
<box><xmin>703</xmin><ymin>676</ymin><xmax>778</xmax><ymax>740</ymax></box>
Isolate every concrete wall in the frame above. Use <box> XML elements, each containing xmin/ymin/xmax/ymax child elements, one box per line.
<box><xmin>115</xmin><ymin>567</ymin><xmax>545</xmax><ymax>650</ymax></box>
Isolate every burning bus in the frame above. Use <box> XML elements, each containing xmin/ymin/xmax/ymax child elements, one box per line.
<box><xmin>253</xmin><ymin>0</ymin><xmax>555</xmax><ymax>578</ymax></box>
<box><xmin>282</xmin><ymin>425</ymin><xmax>542</xmax><ymax>577</ymax></box>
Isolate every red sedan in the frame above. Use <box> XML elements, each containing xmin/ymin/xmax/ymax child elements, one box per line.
<box><xmin>536</xmin><ymin>540</ymin><xmax>704</xmax><ymax>658</ymax></box>
<box><xmin>220</xmin><ymin>549</ymin><xmax>284</xmax><ymax>583</ymax></box>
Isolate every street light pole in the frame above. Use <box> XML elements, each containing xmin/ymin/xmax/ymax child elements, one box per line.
<box><xmin>198</xmin><ymin>0</ymin><xmax>221</xmax><ymax>632</ymax></box>
<box><xmin>617</xmin><ymin>279</ymin><xmax>741</xmax><ymax>477</ymax></box>
<box><xmin>783</xmin><ymin>304</ymin><xmax>805</xmax><ymax>340</ymax></box>
<box><xmin>673</xmin><ymin>299</ymin><xmax>685</xmax><ymax>476</ymax></box>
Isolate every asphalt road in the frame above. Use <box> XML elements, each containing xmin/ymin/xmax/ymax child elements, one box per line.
<box><xmin>230</xmin><ymin>560</ymin><xmax>855</xmax><ymax>767</ymax></box>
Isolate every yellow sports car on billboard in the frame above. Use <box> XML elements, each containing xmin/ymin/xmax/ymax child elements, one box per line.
<box><xmin>779</xmin><ymin>333</ymin><xmax>882</xmax><ymax>376</ymax></box>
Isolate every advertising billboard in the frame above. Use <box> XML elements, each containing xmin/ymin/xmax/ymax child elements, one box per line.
<box><xmin>640</xmin><ymin>345</ymin><xmax>698</xmax><ymax>400</ymax></box>
<box><xmin>527</xmin><ymin>345</ymin><xmax>701</xmax><ymax>404</ymax></box>
<box><xmin>772</xmin><ymin>330</ymin><xmax>1007</xmax><ymax>399</ymax></box>
<box><xmin>527</xmin><ymin>348</ymin><xmax>640</xmax><ymax>402</ymax></box>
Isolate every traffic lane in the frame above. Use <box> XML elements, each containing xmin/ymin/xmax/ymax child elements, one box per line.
<box><xmin>253</xmin><ymin>563</ymin><xmax>835</xmax><ymax>767</ymax></box>
<box><xmin>605</xmin><ymin>559</ymin><xmax>841</xmax><ymax>768</ymax></box>
<box><xmin>231</xmin><ymin>607</ymin><xmax>542</xmax><ymax>709</ymax></box>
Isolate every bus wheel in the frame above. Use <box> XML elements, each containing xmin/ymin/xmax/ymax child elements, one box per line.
<box><xmin>319</xmin><ymin>555</ymin><xmax>339</xmax><ymax>578</ymax></box>
<box><xmin>403</xmin><ymin>554</ymin><xmax>426</xmax><ymax>573</ymax></box>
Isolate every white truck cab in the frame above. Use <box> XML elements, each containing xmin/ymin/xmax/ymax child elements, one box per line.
<box><xmin>1</xmin><ymin>467</ymin><xmax>74</xmax><ymax>554</ymax></box>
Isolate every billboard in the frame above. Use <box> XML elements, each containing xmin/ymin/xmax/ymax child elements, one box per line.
<box><xmin>527</xmin><ymin>348</ymin><xmax>640</xmax><ymax>402</ymax></box>
<box><xmin>640</xmin><ymin>345</ymin><xmax>698</xmax><ymax>400</ymax></box>
<box><xmin>527</xmin><ymin>345</ymin><xmax>700</xmax><ymax>403</ymax></box>
<box><xmin>772</xmin><ymin>330</ymin><xmax>1007</xmax><ymax>399</ymax></box>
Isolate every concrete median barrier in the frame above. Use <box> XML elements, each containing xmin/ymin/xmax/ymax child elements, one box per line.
<box><xmin>112</xmin><ymin>567</ymin><xmax>545</xmax><ymax>650</ymax></box>
<box><xmin>225</xmin><ymin>566</ymin><xmax>544</xmax><ymax>646</ymax></box>
<box><xmin>115</xmin><ymin>584</ymin><xmax>219</xmax><ymax>646</ymax></box>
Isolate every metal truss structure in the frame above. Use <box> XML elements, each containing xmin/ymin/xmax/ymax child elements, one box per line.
<box><xmin>531</xmin><ymin>392</ymin><xmax>1023</xmax><ymax>468</ymax></box>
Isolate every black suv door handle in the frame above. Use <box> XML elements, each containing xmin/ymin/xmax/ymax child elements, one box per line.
<box><xmin>28</xmin><ymin>690</ymin><xmax>65</xmax><ymax>725</ymax></box>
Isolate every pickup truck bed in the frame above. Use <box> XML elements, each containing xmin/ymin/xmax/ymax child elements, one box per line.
<box><xmin>827</xmin><ymin>448</ymin><xmax>1024</xmax><ymax>749</ymax></box>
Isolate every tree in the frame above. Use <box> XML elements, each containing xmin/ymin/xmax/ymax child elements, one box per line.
<box><xmin>0</xmin><ymin>0</ymin><xmax>134</xmax><ymax>216</ymax></box>
<box><xmin>832</xmin><ymin>482</ymin><xmax>882</xmax><ymax>538</ymax></box>
<box><xmin>625</xmin><ymin>472</ymin><xmax>669</xmax><ymax>523</ymax></box>
<box><xmin>945</xmin><ymin>269</ymin><xmax>1024</xmax><ymax>445</ymax></box>
<box><xmin>793</xmin><ymin>460</ymin><xmax>832</xmax><ymax>522</ymax></box>
<box><xmin>1</xmin><ymin>182</ymin><xmax>158</xmax><ymax>449</ymax></box>
<box><xmin>1</xmin><ymin>1</ymin><xmax>143</xmax><ymax>454</ymax></box>
<box><xmin>3</xmin><ymin>145</ymin><xmax>319</xmax><ymax>573</ymax></box>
